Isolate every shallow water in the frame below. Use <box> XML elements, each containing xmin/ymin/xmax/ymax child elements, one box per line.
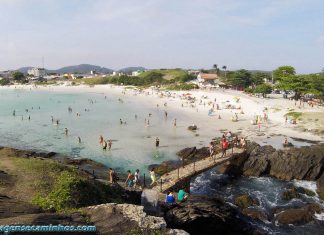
<box><xmin>0</xmin><ymin>88</ymin><xmax>213</xmax><ymax>173</ymax></box>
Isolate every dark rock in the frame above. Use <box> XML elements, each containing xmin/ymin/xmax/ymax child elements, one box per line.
<box><xmin>219</xmin><ymin>142</ymin><xmax>323</xmax><ymax>185</ymax></box>
<box><xmin>281</xmin><ymin>187</ymin><xmax>301</xmax><ymax>201</ymax></box>
<box><xmin>242</xmin><ymin>208</ymin><xmax>268</xmax><ymax>222</ymax></box>
<box><xmin>187</xmin><ymin>125</ymin><xmax>198</xmax><ymax>131</ymax></box>
<box><xmin>234</xmin><ymin>194</ymin><xmax>259</xmax><ymax>209</ymax></box>
<box><xmin>0</xmin><ymin>195</ymin><xmax>42</xmax><ymax>219</ymax></box>
<box><xmin>275</xmin><ymin>203</ymin><xmax>324</xmax><ymax>225</ymax></box>
<box><xmin>176</xmin><ymin>147</ymin><xmax>196</xmax><ymax>159</ymax></box>
<box><xmin>317</xmin><ymin>173</ymin><xmax>324</xmax><ymax>200</ymax></box>
<box><xmin>165</xmin><ymin>196</ymin><xmax>259</xmax><ymax>235</ymax></box>
<box><xmin>296</xmin><ymin>187</ymin><xmax>316</xmax><ymax>197</ymax></box>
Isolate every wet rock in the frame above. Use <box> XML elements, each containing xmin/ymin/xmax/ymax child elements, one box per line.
<box><xmin>275</xmin><ymin>203</ymin><xmax>324</xmax><ymax>225</ymax></box>
<box><xmin>234</xmin><ymin>194</ymin><xmax>259</xmax><ymax>209</ymax></box>
<box><xmin>176</xmin><ymin>147</ymin><xmax>196</xmax><ymax>159</ymax></box>
<box><xmin>281</xmin><ymin>188</ymin><xmax>301</xmax><ymax>201</ymax></box>
<box><xmin>296</xmin><ymin>187</ymin><xmax>316</xmax><ymax>197</ymax></box>
<box><xmin>316</xmin><ymin>173</ymin><xmax>324</xmax><ymax>200</ymax></box>
<box><xmin>165</xmin><ymin>196</ymin><xmax>258</xmax><ymax>235</ymax></box>
<box><xmin>242</xmin><ymin>208</ymin><xmax>268</xmax><ymax>222</ymax></box>
<box><xmin>148</xmin><ymin>160</ymin><xmax>181</xmax><ymax>176</ymax></box>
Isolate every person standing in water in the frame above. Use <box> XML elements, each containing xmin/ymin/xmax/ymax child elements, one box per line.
<box><xmin>155</xmin><ymin>137</ymin><xmax>160</xmax><ymax>147</ymax></box>
<box><xmin>108</xmin><ymin>140</ymin><xmax>112</xmax><ymax>150</ymax></box>
<box><xmin>77</xmin><ymin>136</ymin><xmax>81</xmax><ymax>143</ymax></box>
<box><xmin>64</xmin><ymin>128</ymin><xmax>68</xmax><ymax>136</ymax></box>
<box><xmin>102</xmin><ymin>140</ymin><xmax>108</xmax><ymax>150</ymax></box>
<box><xmin>150</xmin><ymin>168</ymin><xmax>156</xmax><ymax>186</ymax></box>
<box><xmin>99</xmin><ymin>135</ymin><xmax>104</xmax><ymax>145</ymax></box>
<box><xmin>173</xmin><ymin>118</ymin><xmax>177</xmax><ymax>127</ymax></box>
<box><xmin>13</xmin><ymin>110</ymin><xmax>15</xmax><ymax>116</ymax></box>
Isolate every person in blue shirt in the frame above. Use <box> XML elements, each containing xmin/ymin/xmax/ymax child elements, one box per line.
<box><xmin>165</xmin><ymin>191</ymin><xmax>175</xmax><ymax>204</ymax></box>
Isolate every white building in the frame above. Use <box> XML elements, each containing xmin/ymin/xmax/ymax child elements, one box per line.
<box><xmin>28</xmin><ymin>68</ymin><xmax>46</xmax><ymax>77</ymax></box>
<box><xmin>131</xmin><ymin>70</ymin><xmax>144</xmax><ymax>76</ymax></box>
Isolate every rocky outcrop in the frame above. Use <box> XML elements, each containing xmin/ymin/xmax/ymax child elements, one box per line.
<box><xmin>234</xmin><ymin>194</ymin><xmax>259</xmax><ymax>209</ymax></box>
<box><xmin>0</xmin><ymin>195</ymin><xmax>42</xmax><ymax>219</ymax></box>
<box><xmin>275</xmin><ymin>204</ymin><xmax>324</xmax><ymax>225</ymax></box>
<box><xmin>220</xmin><ymin>142</ymin><xmax>324</xmax><ymax>197</ymax></box>
<box><xmin>86</xmin><ymin>203</ymin><xmax>167</xmax><ymax>234</ymax></box>
<box><xmin>164</xmin><ymin>196</ymin><xmax>260</xmax><ymax>235</ymax></box>
<box><xmin>242</xmin><ymin>208</ymin><xmax>268</xmax><ymax>222</ymax></box>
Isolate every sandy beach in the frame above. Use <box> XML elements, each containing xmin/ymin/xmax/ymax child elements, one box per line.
<box><xmin>3</xmin><ymin>83</ymin><xmax>323</xmax><ymax>146</ymax></box>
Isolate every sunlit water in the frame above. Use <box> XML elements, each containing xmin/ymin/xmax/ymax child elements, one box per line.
<box><xmin>0</xmin><ymin>88</ymin><xmax>213</xmax><ymax>173</ymax></box>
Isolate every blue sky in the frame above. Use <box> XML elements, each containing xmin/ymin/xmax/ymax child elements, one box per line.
<box><xmin>0</xmin><ymin>0</ymin><xmax>323</xmax><ymax>73</ymax></box>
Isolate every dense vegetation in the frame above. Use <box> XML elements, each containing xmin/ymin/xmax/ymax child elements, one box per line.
<box><xmin>83</xmin><ymin>69</ymin><xmax>196</xmax><ymax>87</ymax></box>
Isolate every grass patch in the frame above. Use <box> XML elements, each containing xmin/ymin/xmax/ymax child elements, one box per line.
<box><xmin>11</xmin><ymin>157</ymin><xmax>126</xmax><ymax>212</ymax></box>
<box><xmin>165</xmin><ymin>83</ymin><xmax>198</xmax><ymax>90</ymax></box>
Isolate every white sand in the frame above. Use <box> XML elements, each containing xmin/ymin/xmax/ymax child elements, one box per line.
<box><xmin>3</xmin><ymin>83</ymin><xmax>323</xmax><ymax>144</ymax></box>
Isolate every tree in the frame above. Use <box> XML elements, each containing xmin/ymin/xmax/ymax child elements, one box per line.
<box><xmin>222</xmin><ymin>65</ymin><xmax>227</xmax><ymax>78</ymax></box>
<box><xmin>273</xmin><ymin>66</ymin><xmax>296</xmax><ymax>81</ymax></box>
<box><xmin>226</xmin><ymin>69</ymin><xmax>252</xmax><ymax>89</ymax></box>
<box><xmin>254</xmin><ymin>84</ymin><xmax>272</xmax><ymax>97</ymax></box>
<box><xmin>213</xmin><ymin>64</ymin><xmax>220</xmax><ymax>75</ymax></box>
<box><xmin>12</xmin><ymin>71</ymin><xmax>25</xmax><ymax>81</ymax></box>
<box><xmin>251</xmin><ymin>72</ymin><xmax>270</xmax><ymax>87</ymax></box>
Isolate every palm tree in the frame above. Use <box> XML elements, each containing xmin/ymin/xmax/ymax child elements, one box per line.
<box><xmin>213</xmin><ymin>64</ymin><xmax>220</xmax><ymax>75</ymax></box>
<box><xmin>222</xmin><ymin>65</ymin><xmax>227</xmax><ymax>78</ymax></box>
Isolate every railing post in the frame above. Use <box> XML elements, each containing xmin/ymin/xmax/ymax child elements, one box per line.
<box><xmin>143</xmin><ymin>173</ymin><xmax>146</xmax><ymax>188</ymax></box>
<box><xmin>160</xmin><ymin>179</ymin><xmax>163</xmax><ymax>192</ymax></box>
<box><xmin>182</xmin><ymin>158</ymin><xmax>184</xmax><ymax>168</ymax></box>
<box><xmin>193</xmin><ymin>159</ymin><xmax>196</xmax><ymax>172</ymax></box>
<box><xmin>177</xmin><ymin>167</ymin><xmax>180</xmax><ymax>179</ymax></box>
<box><xmin>232</xmin><ymin>142</ymin><xmax>234</xmax><ymax>154</ymax></box>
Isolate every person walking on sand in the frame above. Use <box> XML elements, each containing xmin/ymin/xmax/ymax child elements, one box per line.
<box><xmin>150</xmin><ymin>168</ymin><xmax>156</xmax><ymax>186</ymax></box>
<box><xmin>155</xmin><ymin>137</ymin><xmax>160</xmax><ymax>147</ymax></box>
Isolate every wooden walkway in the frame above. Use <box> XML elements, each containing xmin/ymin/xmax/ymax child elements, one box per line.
<box><xmin>152</xmin><ymin>148</ymin><xmax>244</xmax><ymax>193</ymax></box>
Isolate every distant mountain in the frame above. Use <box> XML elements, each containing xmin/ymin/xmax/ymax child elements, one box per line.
<box><xmin>17</xmin><ymin>67</ymin><xmax>33</xmax><ymax>74</ymax></box>
<box><xmin>17</xmin><ymin>64</ymin><xmax>113</xmax><ymax>74</ymax></box>
<box><xmin>54</xmin><ymin>64</ymin><xmax>113</xmax><ymax>74</ymax></box>
<box><xmin>118</xmin><ymin>67</ymin><xmax>145</xmax><ymax>74</ymax></box>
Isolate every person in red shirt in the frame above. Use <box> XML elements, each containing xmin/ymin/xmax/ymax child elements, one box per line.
<box><xmin>221</xmin><ymin>137</ymin><xmax>228</xmax><ymax>158</ymax></box>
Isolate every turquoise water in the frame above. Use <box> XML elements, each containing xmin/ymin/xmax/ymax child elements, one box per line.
<box><xmin>0</xmin><ymin>88</ymin><xmax>212</xmax><ymax>173</ymax></box>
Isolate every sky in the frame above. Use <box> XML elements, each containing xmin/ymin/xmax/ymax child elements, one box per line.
<box><xmin>0</xmin><ymin>0</ymin><xmax>323</xmax><ymax>73</ymax></box>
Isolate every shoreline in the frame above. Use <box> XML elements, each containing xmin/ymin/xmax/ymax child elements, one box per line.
<box><xmin>2</xmin><ymin>83</ymin><xmax>323</xmax><ymax>145</ymax></box>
